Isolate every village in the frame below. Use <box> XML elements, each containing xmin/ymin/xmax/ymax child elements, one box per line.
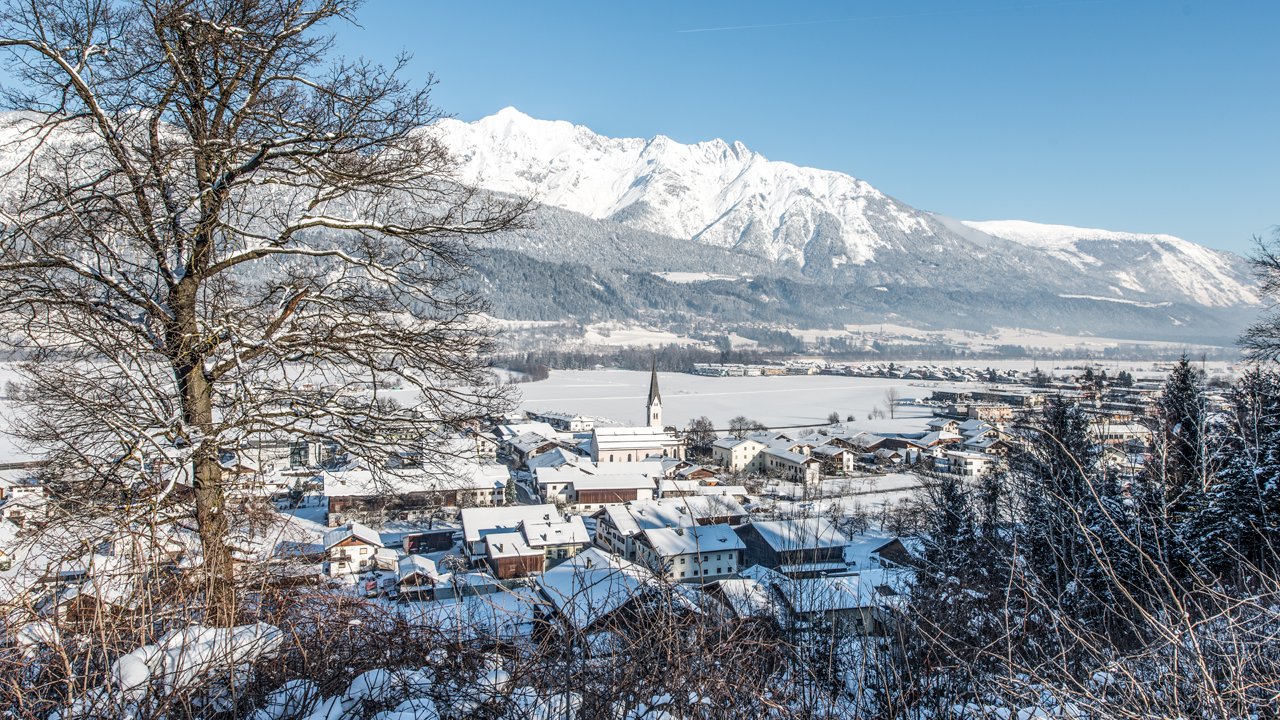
<box><xmin>0</xmin><ymin>360</ymin><xmax>1168</xmax><ymax>646</ymax></box>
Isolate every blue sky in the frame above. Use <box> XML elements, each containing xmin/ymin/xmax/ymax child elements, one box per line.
<box><xmin>336</xmin><ymin>0</ymin><xmax>1277</xmax><ymax>254</ymax></box>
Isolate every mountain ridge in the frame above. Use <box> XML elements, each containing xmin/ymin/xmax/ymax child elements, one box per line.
<box><xmin>436</xmin><ymin>108</ymin><xmax>1257</xmax><ymax>313</ymax></box>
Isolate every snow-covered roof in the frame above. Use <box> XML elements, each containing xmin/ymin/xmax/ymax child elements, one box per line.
<box><xmin>520</xmin><ymin>517</ymin><xmax>590</xmax><ymax>548</ymax></box>
<box><xmin>710</xmin><ymin>577</ymin><xmax>779</xmax><ymax>619</ymax></box>
<box><xmin>323</xmin><ymin>522</ymin><xmax>383</xmax><ymax>550</ymax></box>
<box><xmin>397</xmin><ymin>554</ymin><xmax>439</xmax><ymax>581</ymax></box>
<box><xmin>640</xmin><ymin>524</ymin><xmax>744</xmax><ymax>557</ymax></box>
<box><xmin>591</xmin><ymin>427</ymin><xmax>679</xmax><ymax>451</ymax></box>
<box><xmin>744</xmin><ymin>518</ymin><xmax>848</xmax><ymax>552</ymax></box>
<box><xmin>569</xmin><ymin>474</ymin><xmax>655</xmax><ymax>492</ymax></box>
<box><xmin>526</xmin><ymin>447</ymin><xmax>581</xmax><ymax>471</ymax></box>
<box><xmin>711</xmin><ymin>436</ymin><xmax>762</xmax><ymax>451</ymax></box>
<box><xmin>780</xmin><ymin>575</ymin><xmax>875</xmax><ymax>613</ymax></box>
<box><xmin>762</xmin><ymin>447</ymin><xmax>819</xmax><ymax>465</ymax></box>
<box><xmin>322</xmin><ymin>461</ymin><xmax>508</xmax><ymax>497</ymax></box>
<box><xmin>460</xmin><ymin>504</ymin><xmax>562</xmax><ymax>544</ymax></box>
<box><xmin>601</xmin><ymin>496</ymin><xmax>748</xmax><ymax>538</ymax></box>
<box><xmin>535</xmin><ymin>460</ymin><xmax>663</xmax><ymax>486</ymax></box>
<box><xmin>494</xmin><ymin>422</ymin><xmax>559</xmax><ymax>440</ymax></box>
<box><xmin>509</xmin><ymin>432</ymin><xmax>558</xmax><ymax>454</ymax></box>
<box><xmin>535</xmin><ymin>548</ymin><xmax>662</xmax><ymax>631</ymax></box>
<box><xmin>484</xmin><ymin>531</ymin><xmax>540</xmax><ymax>559</ymax></box>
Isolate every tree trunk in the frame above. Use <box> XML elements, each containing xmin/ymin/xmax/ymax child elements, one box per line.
<box><xmin>172</xmin><ymin>280</ymin><xmax>237</xmax><ymax>627</ymax></box>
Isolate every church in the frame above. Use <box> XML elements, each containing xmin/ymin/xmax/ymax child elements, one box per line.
<box><xmin>589</xmin><ymin>363</ymin><xmax>686</xmax><ymax>463</ymax></box>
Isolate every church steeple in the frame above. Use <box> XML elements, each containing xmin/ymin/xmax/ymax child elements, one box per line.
<box><xmin>647</xmin><ymin>358</ymin><xmax>662</xmax><ymax>428</ymax></box>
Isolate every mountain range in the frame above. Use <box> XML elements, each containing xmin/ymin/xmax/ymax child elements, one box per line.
<box><xmin>437</xmin><ymin>108</ymin><xmax>1258</xmax><ymax>346</ymax></box>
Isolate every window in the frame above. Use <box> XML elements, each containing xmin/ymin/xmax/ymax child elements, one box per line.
<box><xmin>679</xmin><ymin>557</ymin><xmax>685</xmax><ymax>564</ymax></box>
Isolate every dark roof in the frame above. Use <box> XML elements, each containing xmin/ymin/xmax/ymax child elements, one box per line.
<box><xmin>648</xmin><ymin>358</ymin><xmax>662</xmax><ymax>406</ymax></box>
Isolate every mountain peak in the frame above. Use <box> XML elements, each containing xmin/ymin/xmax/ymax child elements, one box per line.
<box><xmin>431</xmin><ymin>112</ymin><xmax>1255</xmax><ymax>309</ymax></box>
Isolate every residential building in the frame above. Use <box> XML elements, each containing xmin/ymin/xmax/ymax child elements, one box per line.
<box><xmin>634</xmin><ymin>524</ymin><xmax>745</xmax><ymax>582</ymax></box>
<box><xmin>594</xmin><ymin>495</ymin><xmax>749</xmax><ymax>561</ymax></box>
<box><xmin>324</xmin><ymin>522</ymin><xmax>383</xmax><ymax>577</ymax></box>
<box><xmin>735</xmin><ymin>518</ymin><xmax>850</xmax><ymax>577</ymax></box>
<box><xmin>711</xmin><ymin>437</ymin><xmax>767</xmax><ymax>473</ymax></box>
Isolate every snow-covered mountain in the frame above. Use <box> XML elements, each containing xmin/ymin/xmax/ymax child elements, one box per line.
<box><xmin>436</xmin><ymin>107</ymin><xmax>929</xmax><ymax>267</ymax></box>
<box><xmin>436</xmin><ymin>108</ymin><xmax>1257</xmax><ymax>313</ymax></box>
<box><xmin>962</xmin><ymin>220</ymin><xmax>1257</xmax><ymax>308</ymax></box>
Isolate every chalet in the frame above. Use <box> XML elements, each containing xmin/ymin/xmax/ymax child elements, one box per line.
<box><xmin>402</xmin><ymin>528</ymin><xmax>457</xmax><ymax>555</ymax></box>
<box><xmin>964</xmin><ymin>435</ymin><xmax>1014</xmax><ymax>456</ymax></box>
<box><xmin>563</xmin><ymin>474</ymin><xmax>655</xmax><ymax>512</ymax></box>
<box><xmin>635</xmin><ymin>524</ymin><xmax>745</xmax><ymax>583</ymax></box>
<box><xmin>925</xmin><ymin>417</ymin><xmax>961</xmax><ymax>434</ymax></box>
<box><xmin>594</xmin><ymin>495</ymin><xmax>749</xmax><ymax>561</ymax></box>
<box><xmin>735</xmin><ymin>518</ymin><xmax>850</xmax><ymax>577</ymax></box>
<box><xmin>482</xmin><ymin>532</ymin><xmax>545</xmax><ymax>579</ymax></box>
<box><xmin>396</xmin><ymin>554</ymin><xmax>441</xmax><ymax>601</ymax></box>
<box><xmin>324</xmin><ymin>522</ymin><xmax>384</xmax><ymax>577</ymax></box>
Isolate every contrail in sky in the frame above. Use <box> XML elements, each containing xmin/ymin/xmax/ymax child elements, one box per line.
<box><xmin>675</xmin><ymin>0</ymin><xmax>1114</xmax><ymax>34</ymax></box>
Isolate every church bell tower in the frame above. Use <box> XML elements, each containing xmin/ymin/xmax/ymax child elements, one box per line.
<box><xmin>647</xmin><ymin>359</ymin><xmax>663</xmax><ymax>428</ymax></box>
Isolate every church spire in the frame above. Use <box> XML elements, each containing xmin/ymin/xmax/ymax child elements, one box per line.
<box><xmin>647</xmin><ymin>357</ymin><xmax>662</xmax><ymax>428</ymax></box>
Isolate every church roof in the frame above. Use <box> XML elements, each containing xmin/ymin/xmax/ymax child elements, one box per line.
<box><xmin>648</xmin><ymin>360</ymin><xmax>662</xmax><ymax>406</ymax></box>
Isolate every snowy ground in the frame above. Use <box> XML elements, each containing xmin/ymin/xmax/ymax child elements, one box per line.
<box><xmin>580</xmin><ymin>322</ymin><xmax>708</xmax><ymax>348</ymax></box>
<box><xmin>516</xmin><ymin>369</ymin><xmax>938</xmax><ymax>432</ymax></box>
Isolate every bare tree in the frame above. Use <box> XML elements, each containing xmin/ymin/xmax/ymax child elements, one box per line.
<box><xmin>727</xmin><ymin>415</ymin><xmax>766</xmax><ymax>439</ymax></box>
<box><xmin>0</xmin><ymin>0</ymin><xmax>525</xmax><ymax>625</ymax></box>
<box><xmin>1240</xmin><ymin>229</ymin><xmax>1280</xmax><ymax>361</ymax></box>
<box><xmin>883</xmin><ymin>387</ymin><xmax>901</xmax><ymax>419</ymax></box>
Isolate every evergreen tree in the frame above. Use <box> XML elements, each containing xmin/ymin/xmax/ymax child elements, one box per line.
<box><xmin>1152</xmin><ymin>355</ymin><xmax>1216</xmax><ymax>574</ymax></box>
<box><xmin>1201</xmin><ymin>370</ymin><xmax>1280</xmax><ymax>575</ymax></box>
<box><xmin>1011</xmin><ymin>399</ymin><xmax>1129</xmax><ymax>632</ymax></box>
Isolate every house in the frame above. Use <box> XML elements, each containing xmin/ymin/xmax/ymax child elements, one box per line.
<box><xmin>594</xmin><ymin>495</ymin><xmax>749</xmax><ymax>561</ymax></box>
<box><xmin>562</xmin><ymin>474</ymin><xmax>655</xmax><ymax>512</ymax></box>
<box><xmin>588</xmin><ymin>367</ymin><xmax>685</xmax><ymax>462</ymax></box>
<box><xmin>396</xmin><ymin>554</ymin><xmax>442</xmax><ymax>601</ymax></box>
<box><xmin>323</xmin><ymin>459</ymin><xmax>511</xmax><ymax>526</ymax></box>
<box><xmin>634</xmin><ymin>524</ymin><xmax>745</xmax><ymax>583</ymax></box>
<box><xmin>934</xmin><ymin>449</ymin><xmax>997</xmax><ymax>478</ymax></box>
<box><xmin>771</xmin><ymin>574</ymin><xmax>899</xmax><ymax>636</ymax></box>
<box><xmin>711</xmin><ymin>437</ymin><xmax>767</xmax><ymax>473</ymax></box>
<box><xmin>534</xmin><ymin>547</ymin><xmax>692</xmax><ymax>635</ymax></box>
<box><xmin>735</xmin><ymin>518</ymin><xmax>850</xmax><ymax>577</ymax></box>
<box><xmin>507</xmin><ymin>433</ymin><xmax>562</xmax><ymax>469</ymax></box>
<box><xmin>925</xmin><ymin>418</ymin><xmax>961</xmax><ymax>434</ymax></box>
<box><xmin>323</xmin><ymin>522</ymin><xmax>384</xmax><ymax>577</ymax></box>
<box><xmin>761</xmin><ymin>448</ymin><xmax>822</xmax><ymax>484</ymax></box>
<box><xmin>534</xmin><ymin>460</ymin><xmax>663</xmax><ymax>507</ymax></box>
<box><xmin>529</xmin><ymin>412</ymin><xmax>595</xmax><ymax>433</ymax></box>
<box><xmin>459</xmin><ymin>504</ymin><xmax>591</xmax><ymax>576</ymax></box>
<box><xmin>811</xmin><ymin>445</ymin><xmax>856</xmax><ymax>475</ymax></box>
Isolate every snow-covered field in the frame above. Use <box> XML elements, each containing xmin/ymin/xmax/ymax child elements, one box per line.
<box><xmin>517</xmin><ymin>369</ymin><xmax>938</xmax><ymax>432</ymax></box>
<box><xmin>580</xmin><ymin>323</ymin><xmax>707</xmax><ymax>348</ymax></box>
